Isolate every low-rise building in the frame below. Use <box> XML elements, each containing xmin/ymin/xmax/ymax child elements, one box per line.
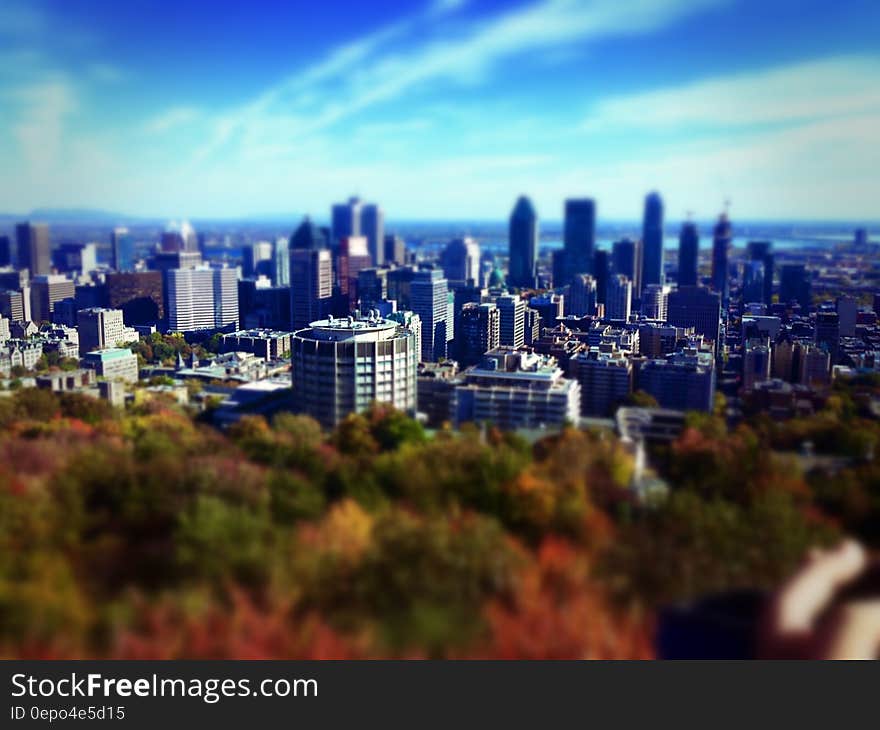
<box><xmin>82</xmin><ymin>347</ymin><xmax>139</xmax><ymax>383</ymax></box>
<box><xmin>451</xmin><ymin>348</ymin><xmax>580</xmax><ymax>429</ymax></box>
<box><xmin>36</xmin><ymin>369</ymin><xmax>95</xmax><ymax>392</ymax></box>
<box><xmin>637</xmin><ymin>349</ymin><xmax>716</xmax><ymax>412</ymax></box>
<box><xmin>569</xmin><ymin>347</ymin><xmax>632</xmax><ymax>417</ymax></box>
<box><xmin>221</xmin><ymin>329</ymin><xmax>292</xmax><ymax>361</ymax></box>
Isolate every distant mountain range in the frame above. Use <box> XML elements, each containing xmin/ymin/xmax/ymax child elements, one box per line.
<box><xmin>0</xmin><ymin>208</ymin><xmax>140</xmax><ymax>225</ymax></box>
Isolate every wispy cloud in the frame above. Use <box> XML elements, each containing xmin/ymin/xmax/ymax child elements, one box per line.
<box><xmin>188</xmin><ymin>0</ymin><xmax>726</xmax><ymax>163</ymax></box>
<box><xmin>87</xmin><ymin>62</ymin><xmax>129</xmax><ymax>84</ymax></box>
<box><xmin>584</xmin><ymin>55</ymin><xmax>880</xmax><ymax>130</ymax></box>
<box><xmin>10</xmin><ymin>78</ymin><xmax>77</xmax><ymax>176</ymax></box>
<box><xmin>144</xmin><ymin>106</ymin><xmax>201</xmax><ymax>134</ymax></box>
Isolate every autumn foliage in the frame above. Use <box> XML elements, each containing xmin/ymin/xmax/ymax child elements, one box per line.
<box><xmin>0</xmin><ymin>383</ymin><xmax>859</xmax><ymax>659</ymax></box>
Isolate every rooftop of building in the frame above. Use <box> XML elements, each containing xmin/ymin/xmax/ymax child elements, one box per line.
<box><xmin>224</xmin><ymin>328</ymin><xmax>293</xmax><ymax>339</ymax></box>
<box><xmin>298</xmin><ymin>313</ymin><xmax>409</xmax><ymax>342</ymax></box>
<box><xmin>83</xmin><ymin>347</ymin><xmax>136</xmax><ymax>361</ymax></box>
<box><xmin>466</xmin><ymin>348</ymin><xmax>564</xmax><ymax>382</ymax></box>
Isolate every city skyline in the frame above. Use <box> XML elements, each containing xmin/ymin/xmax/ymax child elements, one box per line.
<box><xmin>1</xmin><ymin>0</ymin><xmax>878</xmax><ymax>221</ymax></box>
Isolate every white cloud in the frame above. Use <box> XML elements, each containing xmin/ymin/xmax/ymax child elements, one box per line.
<box><xmin>88</xmin><ymin>62</ymin><xmax>128</xmax><ymax>84</ymax></box>
<box><xmin>144</xmin><ymin>107</ymin><xmax>200</xmax><ymax>134</ymax></box>
<box><xmin>10</xmin><ymin>78</ymin><xmax>76</xmax><ymax>177</ymax></box>
<box><xmin>584</xmin><ymin>55</ymin><xmax>880</xmax><ymax>130</ymax></box>
<box><xmin>189</xmin><ymin>0</ymin><xmax>726</xmax><ymax>163</ymax></box>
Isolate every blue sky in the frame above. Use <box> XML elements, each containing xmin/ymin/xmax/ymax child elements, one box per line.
<box><xmin>1</xmin><ymin>0</ymin><xmax>878</xmax><ymax>221</ymax></box>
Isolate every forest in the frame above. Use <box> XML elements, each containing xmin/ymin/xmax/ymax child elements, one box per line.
<box><xmin>2</xmin><ymin>374</ymin><xmax>879</xmax><ymax>658</ymax></box>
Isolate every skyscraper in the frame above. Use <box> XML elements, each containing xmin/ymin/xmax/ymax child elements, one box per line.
<box><xmin>640</xmin><ymin>284</ymin><xmax>669</xmax><ymax>321</ymax></box>
<box><xmin>611</xmin><ymin>238</ymin><xmax>641</xmax><ymax>296</ymax></box>
<box><xmin>167</xmin><ymin>267</ymin><xmax>239</xmax><ymax>331</ymax></box>
<box><xmin>161</xmin><ymin>221</ymin><xmax>198</xmax><ymax>253</ymax></box>
<box><xmin>29</xmin><ymin>275</ymin><xmax>74</xmax><ymax>324</ymax></box>
<box><xmin>384</xmin><ymin>234</ymin><xmax>406</xmax><ymax>266</ymax></box>
<box><xmin>290</xmin><ymin>248</ymin><xmax>333</xmax><ymax>330</ymax></box>
<box><xmin>111</xmin><ymin>227</ymin><xmax>136</xmax><ymax>272</ymax></box>
<box><xmin>336</xmin><ymin>236</ymin><xmax>372</xmax><ymax>310</ymax></box>
<box><xmin>361</xmin><ymin>203</ymin><xmax>385</xmax><ymax>266</ymax></box>
<box><xmin>814</xmin><ymin>311</ymin><xmax>840</xmax><ymax>365</ymax></box>
<box><xmin>563</xmin><ymin>198</ymin><xmax>595</xmax><ymax>281</ymax></box>
<box><xmin>243</xmin><ymin>241</ymin><xmax>273</xmax><ymax>278</ymax></box>
<box><xmin>641</xmin><ymin>192</ymin><xmax>664</xmax><ymax>293</ymax></box>
<box><xmin>711</xmin><ymin>213</ymin><xmax>731</xmax><ymax>302</ymax></box>
<box><xmin>496</xmin><ymin>294</ymin><xmax>525</xmax><ymax>348</ymax></box>
<box><xmin>290</xmin><ymin>217</ymin><xmax>329</xmax><ymax>251</ymax></box>
<box><xmin>836</xmin><ymin>295</ymin><xmax>858</xmax><ymax>337</ymax></box>
<box><xmin>16</xmin><ymin>222</ymin><xmax>51</xmax><ymax>276</ymax></box>
<box><xmin>213</xmin><ymin>267</ymin><xmax>239</xmax><ymax>330</ymax></box>
<box><xmin>746</xmin><ymin>241</ymin><xmax>774</xmax><ymax>306</ymax></box>
<box><xmin>411</xmin><ymin>269</ymin><xmax>450</xmax><ymax>362</ymax></box>
<box><xmin>667</xmin><ymin>285</ymin><xmax>721</xmax><ymax>347</ymax></box>
<box><xmin>0</xmin><ymin>236</ymin><xmax>12</xmax><ymax>267</ymax></box>
<box><xmin>53</xmin><ymin>242</ymin><xmax>97</xmax><ymax>275</ymax></box>
<box><xmin>677</xmin><ymin>222</ymin><xmax>699</xmax><ymax>286</ymax></box>
<box><xmin>331</xmin><ymin>197</ymin><xmax>361</xmax><ymax>248</ymax></box>
<box><xmin>441</xmin><ymin>237</ymin><xmax>481</xmax><ymax>288</ymax></box>
<box><xmin>508</xmin><ymin>196</ymin><xmax>538</xmax><ymax>289</ymax></box>
<box><xmin>567</xmin><ymin>274</ymin><xmax>597</xmax><ymax>317</ymax></box>
<box><xmin>272</xmin><ymin>237</ymin><xmax>290</xmax><ymax>287</ymax></box>
<box><xmin>742</xmin><ymin>260</ymin><xmax>766</xmax><ymax>305</ymax></box>
<box><xmin>458</xmin><ymin>302</ymin><xmax>500</xmax><ymax>367</ymax></box>
<box><xmin>779</xmin><ymin>264</ymin><xmax>811</xmax><ymax>308</ymax></box>
<box><xmin>605</xmin><ymin>275</ymin><xmax>632</xmax><ymax>321</ymax></box>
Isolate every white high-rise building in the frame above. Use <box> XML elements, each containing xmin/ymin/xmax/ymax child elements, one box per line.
<box><xmin>410</xmin><ymin>269</ymin><xmax>449</xmax><ymax>362</ymax></box>
<box><xmin>77</xmin><ymin>307</ymin><xmax>135</xmax><ymax>353</ymax></box>
<box><xmin>213</xmin><ymin>267</ymin><xmax>239</xmax><ymax>330</ymax></box>
<box><xmin>167</xmin><ymin>266</ymin><xmax>239</xmax><ymax>331</ymax></box>
<box><xmin>496</xmin><ymin>294</ymin><xmax>525</xmax><ymax>348</ymax></box>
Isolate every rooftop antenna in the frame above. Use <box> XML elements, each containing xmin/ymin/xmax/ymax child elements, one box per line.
<box><xmin>722</xmin><ymin>198</ymin><xmax>731</xmax><ymax>219</ymax></box>
<box><xmin>685</xmin><ymin>209</ymin><xmax>694</xmax><ymax>222</ymax></box>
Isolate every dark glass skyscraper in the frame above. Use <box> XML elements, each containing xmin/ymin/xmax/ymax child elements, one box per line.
<box><xmin>611</xmin><ymin>238</ymin><xmax>641</xmax><ymax>295</ymax></box>
<box><xmin>711</xmin><ymin>213</ymin><xmax>731</xmax><ymax>302</ymax></box>
<box><xmin>361</xmin><ymin>203</ymin><xmax>385</xmax><ymax>266</ymax></box>
<box><xmin>667</xmin><ymin>285</ymin><xmax>721</xmax><ymax>349</ymax></box>
<box><xmin>111</xmin><ymin>227</ymin><xmax>135</xmax><ymax>272</ymax></box>
<box><xmin>563</xmin><ymin>198</ymin><xmax>595</xmax><ymax>281</ymax></box>
<box><xmin>331</xmin><ymin>197</ymin><xmax>361</xmax><ymax>247</ymax></box>
<box><xmin>290</xmin><ymin>218</ymin><xmax>329</xmax><ymax>251</ymax></box>
<box><xmin>508</xmin><ymin>196</ymin><xmax>538</xmax><ymax>289</ymax></box>
<box><xmin>746</xmin><ymin>241</ymin><xmax>774</xmax><ymax>306</ymax></box>
<box><xmin>641</xmin><ymin>192</ymin><xmax>664</xmax><ymax>293</ymax></box>
<box><xmin>0</xmin><ymin>236</ymin><xmax>10</xmax><ymax>268</ymax></box>
<box><xmin>677</xmin><ymin>222</ymin><xmax>699</xmax><ymax>286</ymax></box>
<box><xmin>780</xmin><ymin>264</ymin><xmax>811</xmax><ymax>308</ymax></box>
